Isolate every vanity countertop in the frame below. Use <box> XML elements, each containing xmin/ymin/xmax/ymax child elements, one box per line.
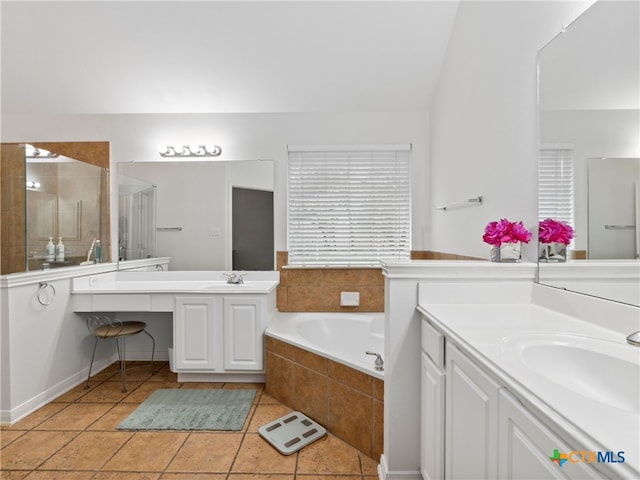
<box><xmin>72</xmin><ymin>271</ymin><xmax>280</xmax><ymax>294</ymax></box>
<box><xmin>417</xmin><ymin>283</ymin><xmax>640</xmax><ymax>478</ymax></box>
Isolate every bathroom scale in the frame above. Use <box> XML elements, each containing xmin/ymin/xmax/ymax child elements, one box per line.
<box><xmin>258</xmin><ymin>411</ymin><xmax>326</xmax><ymax>455</ymax></box>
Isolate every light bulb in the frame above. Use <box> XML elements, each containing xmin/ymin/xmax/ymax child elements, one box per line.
<box><xmin>189</xmin><ymin>144</ymin><xmax>203</xmax><ymax>155</ymax></box>
<box><xmin>205</xmin><ymin>144</ymin><xmax>222</xmax><ymax>156</ymax></box>
<box><xmin>172</xmin><ymin>145</ymin><xmax>185</xmax><ymax>155</ymax></box>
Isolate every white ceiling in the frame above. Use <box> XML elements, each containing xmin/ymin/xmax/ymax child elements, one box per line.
<box><xmin>1</xmin><ymin>1</ymin><xmax>459</xmax><ymax>115</ymax></box>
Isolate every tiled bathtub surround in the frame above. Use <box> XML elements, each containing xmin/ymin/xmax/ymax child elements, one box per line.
<box><xmin>276</xmin><ymin>251</ymin><xmax>479</xmax><ymax>312</ymax></box>
<box><xmin>265</xmin><ymin>336</ymin><xmax>384</xmax><ymax>461</ymax></box>
<box><xmin>276</xmin><ymin>252</ymin><xmax>384</xmax><ymax>312</ymax></box>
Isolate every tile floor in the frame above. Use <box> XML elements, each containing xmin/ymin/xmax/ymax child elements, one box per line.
<box><xmin>0</xmin><ymin>362</ymin><xmax>380</xmax><ymax>480</ymax></box>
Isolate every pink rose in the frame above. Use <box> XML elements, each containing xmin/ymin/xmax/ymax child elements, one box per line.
<box><xmin>539</xmin><ymin>218</ymin><xmax>574</xmax><ymax>244</ymax></box>
<box><xmin>483</xmin><ymin>219</ymin><xmax>532</xmax><ymax>246</ymax></box>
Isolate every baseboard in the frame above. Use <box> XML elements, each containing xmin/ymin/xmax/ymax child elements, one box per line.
<box><xmin>377</xmin><ymin>454</ymin><xmax>423</xmax><ymax>480</ymax></box>
<box><xmin>0</xmin><ymin>356</ymin><xmax>115</xmax><ymax>425</ymax></box>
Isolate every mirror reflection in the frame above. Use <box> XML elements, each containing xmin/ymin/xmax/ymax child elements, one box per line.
<box><xmin>118</xmin><ymin>174</ymin><xmax>157</xmax><ymax>261</ymax></box>
<box><xmin>537</xmin><ymin>0</ymin><xmax>640</xmax><ymax>305</ymax></box>
<box><xmin>0</xmin><ymin>142</ymin><xmax>110</xmax><ymax>274</ymax></box>
<box><xmin>118</xmin><ymin>160</ymin><xmax>274</xmax><ymax>271</ymax></box>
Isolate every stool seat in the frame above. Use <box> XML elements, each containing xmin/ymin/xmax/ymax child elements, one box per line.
<box><xmin>94</xmin><ymin>321</ymin><xmax>147</xmax><ymax>338</ymax></box>
<box><xmin>85</xmin><ymin>316</ymin><xmax>155</xmax><ymax>393</ymax></box>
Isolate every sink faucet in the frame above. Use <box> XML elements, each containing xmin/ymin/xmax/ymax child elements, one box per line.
<box><xmin>223</xmin><ymin>272</ymin><xmax>247</xmax><ymax>285</ymax></box>
<box><xmin>366</xmin><ymin>351</ymin><xmax>384</xmax><ymax>371</ymax></box>
<box><xmin>626</xmin><ymin>331</ymin><xmax>640</xmax><ymax>346</ymax></box>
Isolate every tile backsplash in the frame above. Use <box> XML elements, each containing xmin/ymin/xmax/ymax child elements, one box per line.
<box><xmin>276</xmin><ymin>252</ymin><xmax>384</xmax><ymax>312</ymax></box>
<box><xmin>276</xmin><ymin>250</ymin><xmax>477</xmax><ymax>312</ymax></box>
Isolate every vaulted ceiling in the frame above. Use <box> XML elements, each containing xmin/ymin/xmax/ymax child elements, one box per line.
<box><xmin>1</xmin><ymin>1</ymin><xmax>460</xmax><ymax>115</ymax></box>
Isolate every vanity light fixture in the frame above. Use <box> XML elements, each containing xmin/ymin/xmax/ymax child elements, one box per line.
<box><xmin>158</xmin><ymin>144</ymin><xmax>222</xmax><ymax>158</ymax></box>
<box><xmin>26</xmin><ymin>180</ymin><xmax>41</xmax><ymax>189</ymax></box>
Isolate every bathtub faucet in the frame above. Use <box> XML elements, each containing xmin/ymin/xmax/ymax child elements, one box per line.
<box><xmin>627</xmin><ymin>331</ymin><xmax>640</xmax><ymax>346</ymax></box>
<box><xmin>366</xmin><ymin>351</ymin><xmax>384</xmax><ymax>371</ymax></box>
<box><xmin>223</xmin><ymin>272</ymin><xmax>247</xmax><ymax>285</ymax></box>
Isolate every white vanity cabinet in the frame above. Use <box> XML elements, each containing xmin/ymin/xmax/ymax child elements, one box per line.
<box><xmin>175</xmin><ymin>295</ymin><xmax>268</xmax><ymax>373</ymax></box>
<box><xmin>420</xmin><ymin>313</ymin><xmax>606</xmax><ymax>480</ymax></box>
<box><xmin>498</xmin><ymin>389</ymin><xmax>603</xmax><ymax>480</ymax></box>
<box><xmin>421</xmin><ymin>318</ymin><xmax>445</xmax><ymax>480</ymax></box>
<box><xmin>445</xmin><ymin>342</ymin><xmax>499</xmax><ymax>479</ymax></box>
<box><xmin>223</xmin><ymin>295</ymin><xmax>265</xmax><ymax>371</ymax></box>
<box><xmin>175</xmin><ymin>296</ymin><xmax>220</xmax><ymax>371</ymax></box>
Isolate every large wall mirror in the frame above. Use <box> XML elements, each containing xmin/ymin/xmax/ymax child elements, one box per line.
<box><xmin>118</xmin><ymin>160</ymin><xmax>274</xmax><ymax>271</ymax></box>
<box><xmin>537</xmin><ymin>0</ymin><xmax>639</xmax><ymax>306</ymax></box>
<box><xmin>1</xmin><ymin>141</ymin><xmax>110</xmax><ymax>274</ymax></box>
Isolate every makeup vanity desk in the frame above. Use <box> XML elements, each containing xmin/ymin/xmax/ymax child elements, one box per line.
<box><xmin>72</xmin><ymin>271</ymin><xmax>279</xmax><ymax>381</ymax></box>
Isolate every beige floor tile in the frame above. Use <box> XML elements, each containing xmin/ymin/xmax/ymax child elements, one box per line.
<box><xmin>227</xmin><ymin>475</ymin><xmax>294</xmax><ymax>479</ymax></box>
<box><xmin>160</xmin><ymin>474</ymin><xmax>226</xmax><ymax>479</ymax></box>
<box><xmin>20</xmin><ymin>471</ymin><xmax>94</xmax><ymax>480</ymax></box>
<box><xmin>34</xmin><ymin>403</ymin><xmax>113</xmax><ymax>431</ymax></box>
<box><xmin>77</xmin><ymin>381</ymin><xmax>142</xmax><ymax>403</ymax></box>
<box><xmin>51</xmin><ymin>384</ymin><xmax>97</xmax><ymax>403</ymax></box>
<box><xmin>231</xmin><ymin>433</ymin><xmax>297</xmax><ymax>474</ymax></box>
<box><xmin>360</xmin><ymin>452</ymin><xmax>379</xmax><ymax>475</ymax></box>
<box><xmin>148</xmin><ymin>365</ymin><xmax>178</xmax><ymax>383</ymax></box>
<box><xmin>0</xmin><ymin>431</ymin><xmax>78</xmax><ymax>470</ymax></box>
<box><xmin>38</xmin><ymin>431</ymin><xmax>132</xmax><ymax>470</ymax></box>
<box><xmin>0</xmin><ymin>430</ymin><xmax>26</xmax><ymax>448</ymax></box>
<box><xmin>296</xmin><ymin>434</ymin><xmax>361</xmax><ymax>475</ymax></box>
<box><xmin>121</xmin><ymin>381</ymin><xmax>183</xmax><ymax>404</ymax></box>
<box><xmin>165</xmin><ymin>432</ymin><xmax>242</xmax><ymax>473</ymax></box>
<box><xmin>177</xmin><ymin>383</ymin><xmax>223</xmax><ymax>390</ymax></box>
<box><xmin>295</xmin><ymin>476</ymin><xmax>361</xmax><ymax>480</ymax></box>
<box><xmin>246</xmin><ymin>404</ymin><xmax>293</xmax><ymax>433</ymax></box>
<box><xmin>258</xmin><ymin>392</ymin><xmax>282</xmax><ymax>405</ymax></box>
<box><xmin>3</xmin><ymin>403</ymin><xmax>68</xmax><ymax>431</ymax></box>
<box><xmin>0</xmin><ymin>470</ymin><xmax>30</xmax><ymax>480</ymax></box>
<box><xmin>101</xmin><ymin>431</ymin><xmax>188</xmax><ymax>472</ymax></box>
<box><xmin>92</xmin><ymin>473</ymin><xmax>161</xmax><ymax>480</ymax></box>
<box><xmin>85</xmin><ymin>404</ymin><xmax>138</xmax><ymax>431</ymax></box>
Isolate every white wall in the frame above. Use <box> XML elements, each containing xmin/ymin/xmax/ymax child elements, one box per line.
<box><xmin>428</xmin><ymin>1</ymin><xmax>593</xmax><ymax>261</ymax></box>
<box><xmin>2</xmin><ymin>111</ymin><xmax>430</xmax><ymax>261</ymax></box>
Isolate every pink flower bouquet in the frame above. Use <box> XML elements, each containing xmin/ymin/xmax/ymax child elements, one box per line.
<box><xmin>538</xmin><ymin>218</ymin><xmax>574</xmax><ymax>245</ymax></box>
<box><xmin>483</xmin><ymin>219</ymin><xmax>532</xmax><ymax>247</ymax></box>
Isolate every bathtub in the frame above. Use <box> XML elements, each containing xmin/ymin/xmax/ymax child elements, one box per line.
<box><xmin>266</xmin><ymin>311</ymin><xmax>384</xmax><ymax>379</ymax></box>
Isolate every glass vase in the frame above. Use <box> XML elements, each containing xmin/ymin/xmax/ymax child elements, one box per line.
<box><xmin>490</xmin><ymin>242</ymin><xmax>522</xmax><ymax>263</ymax></box>
<box><xmin>539</xmin><ymin>242</ymin><xmax>567</xmax><ymax>262</ymax></box>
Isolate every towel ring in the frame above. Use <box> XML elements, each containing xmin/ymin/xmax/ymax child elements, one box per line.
<box><xmin>37</xmin><ymin>282</ymin><xmax>56</xmax><ymax>306</ymax></box>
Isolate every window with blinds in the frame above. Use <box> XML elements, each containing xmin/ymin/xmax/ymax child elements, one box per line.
<box><xmin>287</xmin><ymin>145</ymin><xmax>411</xmax><ymax>266</ymax></box>
<box><xmin>538</xmin><ymin>148</ymin><xmax>575</xmax><ymax>226</ymax></box>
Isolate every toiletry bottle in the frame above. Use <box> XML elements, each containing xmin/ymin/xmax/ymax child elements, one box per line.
<box><xmin>46</xmin><ymin>237</ymin><xmax>55</xmax><ymax>262</ymax></box>
<box><xmin>55</xmin><ymin>237</ymin><xmax>65</xmax><ymax>262</ymax></box>
<box><xmin>95</xmin><ymin>240</ymin><xmax>102</xmax><ymax>263</ymax></box>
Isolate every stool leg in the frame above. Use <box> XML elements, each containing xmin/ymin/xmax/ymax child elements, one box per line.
<box><xmin>85</xmin><ymin>336</ymin><xmax>99</xmax><ymax>389</ymax></box>
<box><xmin>143</xmin><ymin>329</ymin><xmax>156</xmax><ymax>364</ymax></box>
<box><xmin>116</xmin><ymin>337</ymin><xmax>127</xmax><ymax>393</ymax></box>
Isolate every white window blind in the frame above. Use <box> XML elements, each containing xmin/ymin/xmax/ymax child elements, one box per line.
<box><xmin>287</xmin><ymin>145</ymin><xmax>411</xmax><ymax>266</ymax></box>
<box><xmin>538</xmin><ymin>148</ymin><xmax>575</xmax><ymax>226</ymax></box>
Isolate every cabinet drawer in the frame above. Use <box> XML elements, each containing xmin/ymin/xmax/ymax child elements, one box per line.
<box><xmin>421</xmin><ymin>317</ymin><xmax>444</xmax><ymax>368</ymax></box>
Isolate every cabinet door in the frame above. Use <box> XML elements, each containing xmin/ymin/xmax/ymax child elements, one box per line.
<box><xmin>421</xmin><ymin>352</ymin><xmax>445</xmax><ymax>480</ymax></box>
<box><xmin>175</xmin><ymin>296</ymin><xmax>218</xmax><ymax>370</ymax></box>
<box><xmin>446</xmin><ymin>343</ymin><xmax>499</xmax><ymax>480</ymax></box>
<box><xmin>223</xmin><ymin>296</ymin><xmax>264</xmax><ymax>371</ymax></box>
<box><xmin>498</xmin><ymin>389</ymin><xmax>604</xmax><ymax>480</ymax></box>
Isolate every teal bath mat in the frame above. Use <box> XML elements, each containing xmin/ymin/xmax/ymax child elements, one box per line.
<box><xmin>117</xmin><ymin>388</ymin><xmax>256</xmax><ymax>431</ymax></box>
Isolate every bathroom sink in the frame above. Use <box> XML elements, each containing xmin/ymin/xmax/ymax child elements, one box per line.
<box><xmin>500</xmin><ymin>334</ymin><xmax>640</xmax><ymax>414</ymax></box>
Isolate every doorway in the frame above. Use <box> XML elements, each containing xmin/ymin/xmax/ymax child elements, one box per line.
<box><xmin>232</xmin><ymin>187</ymin><xmax>274</xmax><ymax>270</ymax></box>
